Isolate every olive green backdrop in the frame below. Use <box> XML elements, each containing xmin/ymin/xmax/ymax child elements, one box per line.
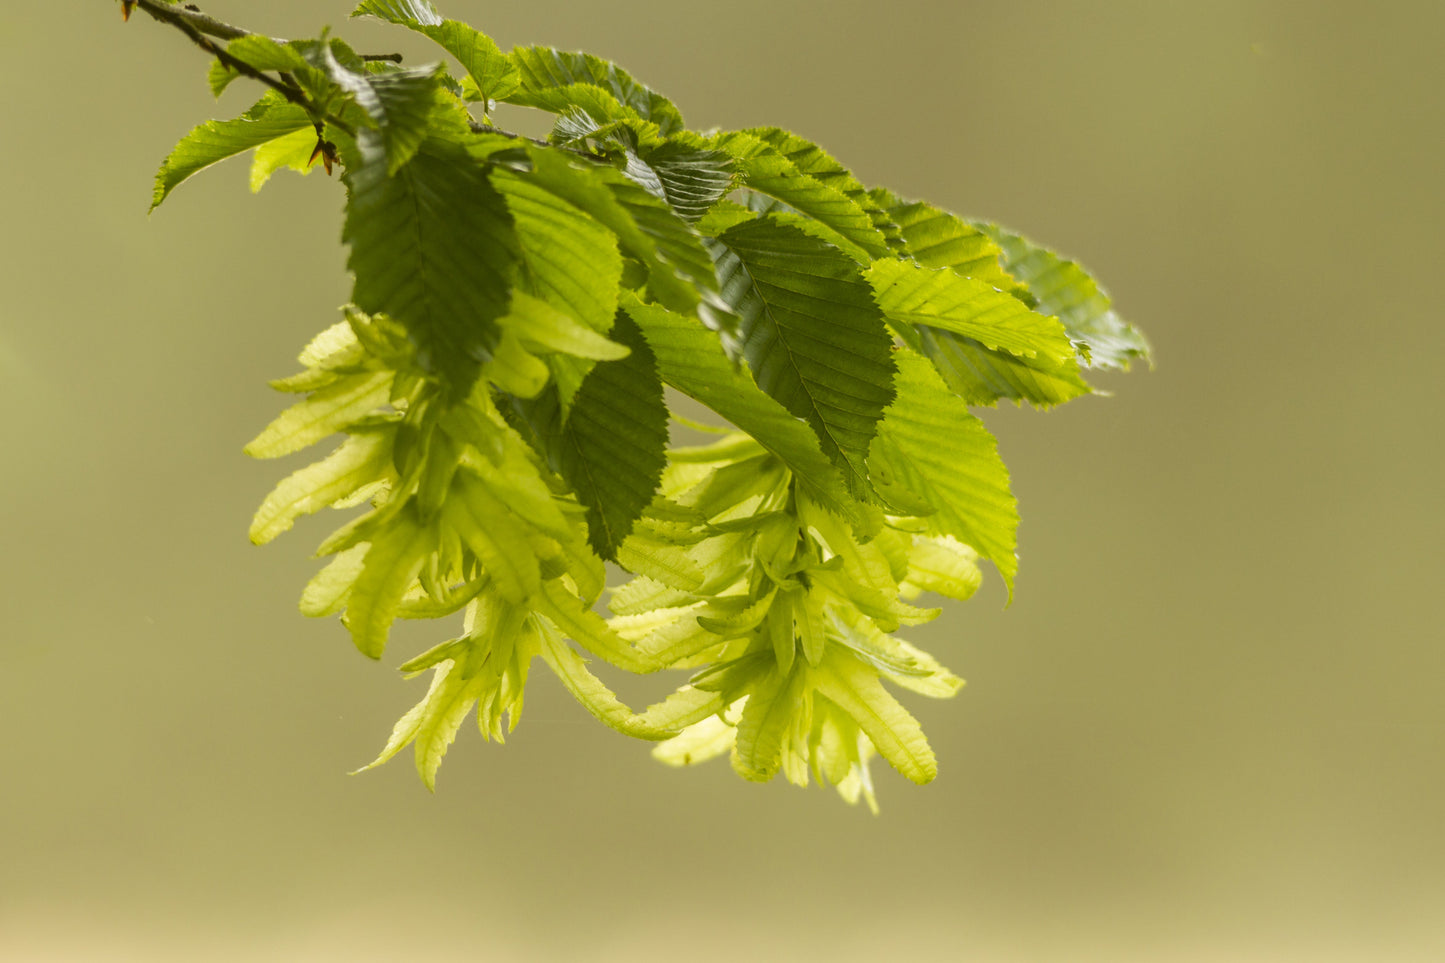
<box><xmin>3</xmin><ymin>2</ymin><xmax>1440</xmax><ymax>960</ymax></box>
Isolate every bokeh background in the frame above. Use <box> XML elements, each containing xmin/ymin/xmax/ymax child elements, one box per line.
<box><xmin>3</xmin><ymin>1</ymin><xmax>1441</xmax><ymax>959</ymax></box>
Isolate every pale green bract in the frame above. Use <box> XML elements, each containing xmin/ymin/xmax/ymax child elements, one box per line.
<box><xmin>137</xmin><ymin>0</ymin><xmax>1151</xmax><ymax>808</ymax></box>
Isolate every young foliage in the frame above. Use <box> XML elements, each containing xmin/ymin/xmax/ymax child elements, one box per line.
<box><xmin>127</xmin><ymin>0</ymin><xmax>1150</xmax><ymax>809</ymax></box>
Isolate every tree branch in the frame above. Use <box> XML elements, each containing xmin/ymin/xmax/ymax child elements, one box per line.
<box><xmin>132</xmin><ymin>0</ymin><xmax>354</xmax><ymax>136</ymax></box>
<box><xmin>128</xmin><ymin>1</ymin><xmax>605</xmax><ymax>161</ymax></box>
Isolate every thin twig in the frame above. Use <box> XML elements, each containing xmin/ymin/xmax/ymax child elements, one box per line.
<box><xmin>134</xmin><ymin>0</ymin><xmax>354</xmax><ymax>136</ymax></box>
<box><xmin>130</xmin><ymin>1</ymin><xmax>607</xmax><ymax>162</ymax></box>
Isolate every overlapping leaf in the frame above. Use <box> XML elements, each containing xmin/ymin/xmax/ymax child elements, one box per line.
<box><xmin>351</xmin><ymin>0</ymin><xmax>521</xmax><ymax>102</ymax></box>
<box><xmin>869</xmin><ymin>351</ymin><xmax>1019</xmax><ymax>593</ymax></box>
<box><xmin>152</xmin><ymin>93</ymin><xmax>312</xmax><ymax>211</ymax></box>
<box><xmin>507</xmin><ymin>47</ymin><xmax>684</xmax><ymax>135</ymax></box>
<box><xmin>710</xmin><ymin>217</ymin><xmax>896</xmax><ymax>499</ymax></box>
<box><xmin>979</xmin><ymin>223</ymin><xmax>1151</xmax><ymax>370</ymax></box>
<box><xmin>622</xmin><ymin>295</ymin><xmax>862</xmax><ymax>527</ymax></box>
<box><xmin>504</xmin><ymin>146</ymin><xmax>737</xmax><ymax>351</ymax></box>
<box><xmin>556</xmin><ymin>311</ymin><xmax>670</xmax><ymax>560</ymax></box>
<box><xmin>344</xmin><ymin>136</ymin><xmax>518</xmax><ymax>395</ymax></box>
<box><xmin>712</xmin><ymin>131</ymin><xmax>889</xmax><ymax>260</ymax></box>
<box><xmin>869</xmin><ymin>257</ymin><xmax>1089</xmax><ymax>408</ymax></box>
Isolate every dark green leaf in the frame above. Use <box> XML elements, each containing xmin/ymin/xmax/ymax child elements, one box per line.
<box><xmin>344</xmin><ymin>136</ymin><xmax>519</xmax><ymax>396</ymax></box>
<box><xmin>558</xmin><ymin>311</ymin><xmax>669</xmax><ymax>560</ymax></box>
<box><xmin>710</xmin><ymin>217</ymin><xmax>896</xmax><ymax>499</ymax></box>
<box><xmin>622</xmin><ymin>294</ymin><xmax>862</xmax><ymax>527</ymax></box>
<box><xmin>622</xmin><ymin>142</ymin><xmax>735</xmax><ymax>223</ymax></box>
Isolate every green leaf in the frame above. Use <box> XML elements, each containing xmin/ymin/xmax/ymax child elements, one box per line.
<box><xmin>299</xmin><ymin>543</ymin><xmax>370</xmax><ymax>618</ymax></box>
<box><xmin>503</xmin><ymin>146</ymin><xmax>737</xmax><ymax>355</ymax></box>
<box><xmin>538</xmin><ymin>625</ymin><xmax>720</xmax><ymax>739</ymax></box>
<box><xmin>622</xmin><ymin>295</ymin><xmax>862</xmax><ymax>527</ymax></box>
<box><xmin>342</xmin><ymin>503</ymin><xmax>434</xmax><ymax>659</ymax></box>
<box><xmin>979</xmin><ymin>223</ymin><xmax>1152</xmax><ymax>371</ymax></box>
<box><xmin>868</xmin><ymin>258</ymin><xmax>1076</xmax><ymax>365</ymax></box>
<box><xmin>351</xmin><ymin>0</ymin><xmax>521</xmax><ymax>102</ymax></box>
<box><xmin>244</xmin><ymin>371</ymin><xmax>393</xmax><ymax>459</ymax></box>
<box><xmin>249</xmin><ymin>430</ymin><xmax>394</xmax><ymax>544</ymax></box>
<box><xmin>912</xmin><ymin>325</ymin><xmax>1092</xmax><ymax>407</ymax></box>
<box><xmin>869</xmin><ymin>188</ymin><xmax>1018</xmax><ymax>289</ymax></box>
<box><xmin>813</xmin><ymin>649</ymin><xmax>936</xmax><ymax>785</ymax></box>
<box><xmin>491</xmin><ymin>165</ymin><xmax>626</xmax><ymax>409</ymax></box>
<box><xmin>249</xmin><ymin>126</ymin><xmax>321</xmax><ymax>192</ymax></box>
<box><xmin>743</xmin><ymin>127</ymin><xmax>903</xmax><ymax>250</ymax></box>
<box><xmin>558</xmin><ymin>311</ymin><xmax>669</xmax><ymax>561</ymax></box>
<box><xmin>901</xmin><ymin>535</ymin><xmax>983</xmax><ymax>603</ymax></box>
<box><xmin>537</xmin><ymin>580</ymin><xmax>654</xmax><ymax>673</ymax></box>
<box><xmin>497</xmin><ymin>292</ymin><xmax>630</xmax><ymax>361</ymax></box>
<box><xmin>412</xmin><ymin>658</ymin><xmax>485</xmax><ymax>790</ymax></box>
<box><xmin>712</xmin><ymin>131</ymin><xmax>889</xmax><ymax>259</ymax></box>
<box><xmin>444</xmin><ymin>470</ymin><xmax>542</xmax><ymax>604</ymax></box>
<box><xmin>622</xmin><ymin>142</ymin><xmax>735</xmax><ymax>224</ymax></box>
<box><xmin>711</xmin><ymin>217</ymin><xmax>896</xmax><ymax>499</ymax></box>
<box><xmin>869</xmin><ymin>351</ymin><xmax>1019</xmax><ymax>594</ymax></box>
<box><xmin>731</xmin><ymin>666</ymin><xmax>799</xmax><ymax>782</ymax></box>
<box><xmin>507</xmin><ymin>47</ymin><xmax>684</xmax><ymax>135</ymax></box>
<box><xmin>311</xmin><ymin>42</ymin><xmax>443</xmax><ymax>174</ymax></box>
<box><xmin>344</xmin><ymin>136</ymin><xmax>518</xmax><ymax>397</ymax></box>
<box><xmin>868</xmin><ymin>257</ymin><xmax>1090</xmax><ymax>409</ymax></box>
<box><xmin>151</xmin><ymin>94</ymin><xmax>313</xmax><ymax>211</ymax></box>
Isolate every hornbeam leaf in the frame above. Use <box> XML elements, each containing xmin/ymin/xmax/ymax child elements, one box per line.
<box><xmin>412</xmin><ymin>658</ymin><xmax>485</xmax><ymax>790</ymax></box>
<box><xmin>249</xmin><ymin>127</ymin><xmax>321</xmax><ymax>192</ymax></box>
<box><xmin>311</xmin><ymin>43</ymin><xmax>443</xmax><ymax>174</ymax></box>
<box><xmin>344</xmin><ymin>136</ymin><xmax>518</xmax><ymax>397</ymax></box>
<box><xmin>496</xmin><ymin>292</ymin><xmax>630</xmax><ymax>362</ymax></box>
<box><xmin>558</xmin><ymin>310</ymin><xmax>669</xmax><ymax>560</ymax></box>
<box><xmin>445</xmin><ymin>471</ymin><xmax>541</xmax><ymax>604</ymax></box>
<box><xmin>869</xmin><ymin>257</ymin><xmax>1091</xmax><ymax>408</ymax></box>
<box><xmin>711</xmin><ymin>217</ymin><xmax>896</xmax><ymax>499</ymax></box>
<box><xmin>341</xmin><ymin>503</ymin><xmax>434</xmax><ymax>659</ymax></box>
<box><xmin>151</xmin><ymin>94</ymin><xmax>312</xmax><ymax>211</ymax></box>
<box><xmin>622</xmin><ymin>295</ymin><xmax>862</xmax><ymax>527</ymax></box>
<box><xmin>730</xmin><ymin>665</ymin><xmax>795</xmax><ymax>781</ymax></box>
<box><xmin>244</xmin><ymin>370</ymin><xmax>393</xmax><ymax>459</ymax></box>
<box><xmin>622</xmin><ymin>142</ymin><xmax>736</xmax><ymax>223</ymax></box>
<box><xmin>538</xmin><ymin>626</ymin><xmax>719</xmax><ymax>739</ymax></box>
<box><xmin>901</xmin><ymin>535</ymin><xmax>984</xmax><ymax>603</ymax></box>
<box><xmin>537</xmin><ymin>580</ymin><xmax>653</xmax><ymax>673</ymax></box>
<box><xmin>712</xmin><ymin>131</ymin><xmax>889</xmax><ymax>259</ymax></box>
<box><xmin>249</xmin><ymin>430</ymin><xmax>394</xmax><ymax>544</ymax></box>
<box><xmin>913</xmin><ymin>325</ymin><xmax>1093</xmax><ymax>408</ymax></box>
<box><xmin>979</xmin><ymin>223</ymin><xmax>1152</xmax><ymax>371</ymax></box>
<box><xmin>299</xmin><ymin>543</ymin><xmax>370</xmax><ymax>617</ymax></box>
<box><xmin>869</xmin><ymin>188</ymin><xmax>1018</xmax><ymax>289</ymax></box>
<box><xmin>868</xmin><ymin>258</ymin><xmax>1076</xmax><ymax>365</ymax></box>
<box><xmin>491</xmin><ymin>166</ymin><xmax>625</xmax><ymax>408</ymax></box>
<box><xmin>351</xmin><ymin>0</ymin><xmax>521</xmax><ymax>101</ymax></box>
<box><xmin>813</xmin><ymin>649</ymin><xmax>936</xmax><ymax>785</ymax></box>
<box><xmin>353</xmin><ymin>656</ymin><xmax>450</xmax><ymax>774</ymax></box>
<box><xmin>507</xmin><ymin>47</ymin><xmax>685</xmax><ymax>135</ymax></box>
<box><xmin>869</xmin><ymin>351</ymin><xmax>1019</xmax><ymax>594</ymax></box>
<box><xmin>744</xmin><ymin>127</ymin><xmax>903</xmax><ymax>250</ymax></box>
<box><xmin>504</xmin><ymin>146</ymin><xmax>738</xmax><ymax>355</ymax></box>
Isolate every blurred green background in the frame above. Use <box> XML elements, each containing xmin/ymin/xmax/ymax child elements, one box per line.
<box><xmin>3</xmin><ymin>1</ymin><xmax>1441</xmax><ymax>959</ymax></box>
